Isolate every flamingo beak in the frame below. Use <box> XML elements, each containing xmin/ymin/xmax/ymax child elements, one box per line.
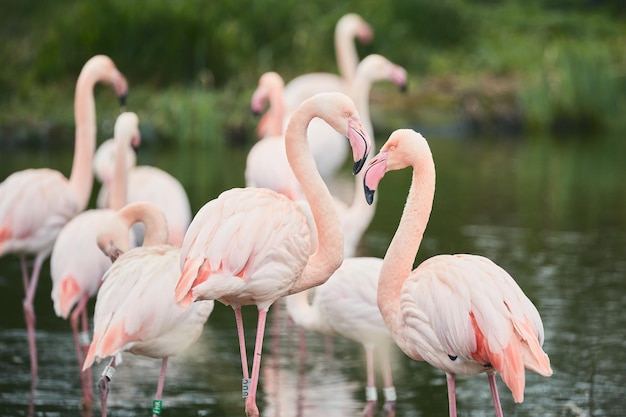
<box><xmin>362</xmin><ymin>151</ymin><xmax>389</xmax><ymax>205</ymax></box>
<box><xmin>347</xmin><ymin>117</ymin><xmax>371</xmax><ymax>175</ymax></box>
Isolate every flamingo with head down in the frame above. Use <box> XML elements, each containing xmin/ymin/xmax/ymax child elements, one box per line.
<box><xmin>362</xmin><ymin>129</ymin><xmax>553</xmax><ymax>417</ymax></box>
<box><xmin>83</xmin><ymin>202</ymin><xmax>214</xmax><ymax>417</ymax></box>
<box><xmin>174</xmin><ymin>92</ymin><xmax>372</xmax><ymax>417</ymax></box>
<box><xmin>50</xmin><ymin>111</ymin><xmax>140</xmax><ymax>408</ymax></box>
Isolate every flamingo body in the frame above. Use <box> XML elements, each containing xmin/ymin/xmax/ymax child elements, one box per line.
<box><xmin>363</xmin><ymin>129</ymin><xmax>552</xmax><ymax>415</ymax></box>
<box><xmin>84</xmin><ymin>244</ymin><xmax>214</xmax><ymax>366</ymax></box>
<box><xmin>176</xmin><ymin>187</ymin><xmax>311</xmax><ymax>310</ymax></box>
<box><xmin>0</xmin><ymin>169</ymin><xmax>81</xmax><ymax>256</ymax></box>
<box><xmin>95</xmin><ymin>140</ymin><xmax>192</xmax><ymax>247</ymax></box>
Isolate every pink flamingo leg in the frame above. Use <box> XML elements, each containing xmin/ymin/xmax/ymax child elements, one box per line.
<box><xmin>488</xmin><ymin>372</ymin><xmax>504</xmax><ymax>417</ymax></box>
<box><xmin>70</xmin><ymin>293</ymin><xmax>93</xmax><ymax>409</ymax></box>
<box><xmin>151</xmin><ymin>357</ymin><xmax>169</xmax><ymax>417</ymax></box>
<box><xmin>234</xmin><ymin>306</ymin><xmax>250</xmax><ymax>379</ymax></box>
<box><xmin>363</xmin><ymin>346</ymin><xmax>377</xmax><ymax>417</ymax></box>
<box><xmin>446</xmin><ymin>373</ymin><xmax>457</xmax><ymax>417</ymax></box>
<box><xmin>98</xmin><ymin>357</ymin><xmax>117</xmax><ymax>417</ymax></box>
<box><xmin>21</xmin><ymin>253</ymin><xmax>46</xmax><ymax>385</ymax></box>
<box><xmin>244</xmin><ymin>307</ymin><xmax>269</xmax><ymax>417</ymax></box>
<box><xmin>381</xmin><ymin>347</ymin><xmax>396</xmax><ymax>417</ymax></box>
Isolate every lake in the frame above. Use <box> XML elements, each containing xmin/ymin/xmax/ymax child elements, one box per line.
<box><xmin>0</xmin><ymin>126</ymin><xmax>625</xmax><ymax>417</ymax></box>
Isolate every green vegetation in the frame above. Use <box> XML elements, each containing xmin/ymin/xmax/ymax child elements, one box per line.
<box><xmin>1</xmin><ymin>0</ymin><xmax>625</xmax><ymax>147</ymax></box>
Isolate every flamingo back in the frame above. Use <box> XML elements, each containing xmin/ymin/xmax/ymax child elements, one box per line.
<box><xmin>397</xmin><ymin>254</ymin><xmax>552</xmax><ymax>402</ymax></box>
<box><xmin>0</xmin><ymin>169</ymin><xmax>81</xmax><ymax>255</ymax></box>
<box><xmin>176</xmin><ymin>188</ymin><xmax>311</xmax><ymax>310</ymax></box>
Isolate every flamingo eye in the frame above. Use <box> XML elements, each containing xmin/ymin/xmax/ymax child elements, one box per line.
<box><xmin>389</xmin><ymin>145</ymin><xmax>396</xmax><ymax>151</ymax></box>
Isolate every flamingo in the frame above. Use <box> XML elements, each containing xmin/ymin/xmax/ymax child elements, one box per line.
<box><xmin>0</xmin><ymin>54</ymin><xmax>127</xmax><ymax>385</ymax></box>
<box><xmin>246</xmin><ymin>55</ymin><xmax>407</xmax><ymax>256</ymax></box>
<box><xmin>174</xmin><ymin>92</ymin><xmax>373</xmax><ymax>417</ymax></box>
<box><xmin>362</xmin><ymin>129</ymin><xmax>553</xmax><ymax>416</ymax></box>
<box><xmin>278</xmin><ymin>13</ymin><xmax>374</xmax><ymax>182</ymax></box>
<box><xmin>281</xmin><ymin>13</ymin><xmax>373</xmax><ymax>114</ymax></box>
<box><xmin>83</xmin><ymin>202</ymin><xmax>215</xmax><ymax>417</ymax></box>
<box><xmin>93</xmin><ymin>139</ymin><xmax>192</xmax><ymax>247</ymax></box>
<box><xmin>50</xmin><ymin>112</ymin><xmax>140</xmax><ymax>408</ymax></box>
<box><xmin>284</xmin><ymin>257</ymin><xmax>397</xmax><ymax>417</ymax></box>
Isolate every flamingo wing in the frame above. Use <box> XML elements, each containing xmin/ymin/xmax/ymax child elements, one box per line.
<box><xmin>398</xmin><ymin>254</ymin><xmax>551</xmax><ymax>402</ymax></box>
<box><xmin>50</xmin><ymin>209</ymin><xmax>118</xmax><ymax>318</ymax></box>
<box><xmin>0</xmin><ymin>169</ymin><xmax>81</xmax><ymax>255</ymax></box>
<box><xmin>176</xmin><ymin>187</ymin><xmax>311</xmax><ymax>310</ymax></box>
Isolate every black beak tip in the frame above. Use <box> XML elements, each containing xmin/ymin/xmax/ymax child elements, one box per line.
<box><xmin>353</xmin><ymin>157</ymin><xmax>367</xmax><ymax>175</ymax></box>
<box><xmin>399</xmin><ymin>82</ymin><xmax>408</xmax><ymax>93</ymax></box>
<box><xmin>364</xmin><ymin>185</ymin><xmax>375</xmax><ymax>205</ymax></box>
<box><xmin>119</xmin><ymin>94</ymin><xmax>127</xmax><ymax>107</ymax></box>
<box><xmin>252</xmin><ymin>110</ymin><xmax>261</xmax><ymax>117</ymax></box>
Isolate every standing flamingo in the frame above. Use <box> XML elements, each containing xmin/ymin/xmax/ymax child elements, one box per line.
<box><xmin>0</xmin><ymin>54</ymin><xmax>127</xmax><ymax>385</ymax></box>
<box><xmin>50</xmin><ymin>112</ymin><xmax>140</xmax><ymax>408</ymax></box>
<box><xmin>284</xmin><ymin>257</ymin><xmax>397</xmax><ymax>417</ymax></box>
<box><xmin>93</xmin><ymin>139</ymin><xmax>192</xmax><ymax>247</ymax></box>
<box><xmin>246</xmin><ymin>55</ymin><xmax>407</xmax><ymax>256</ymax></box>
<box><xmin>174</xmin><ymin>92</ymin><xmax>372</xmax><ymax>417</ymax></box>
<box><xmin>83</xmin><ymin>202</ymin><xmax>214</xmax><ymax>417</ymax></box>
<box><xmin>362</xmin><ymin>129</ymin><xmax>553</xmax><ymax>416</ymax></box>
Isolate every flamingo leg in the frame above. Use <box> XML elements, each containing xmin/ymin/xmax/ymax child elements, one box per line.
<box><xmin>380</xmin><ymin>347</ymin><xmax>396</xmax><ymax>417</ymax></box>
<box><xmin>446</xmin><ymin>372</ymin><xmax>457</xmax><ymax>417</ymax></box>
<box><xmin>234</xmin><ymin>306</ymin><xmax>250</xmax><ymax>379</ymax></box>
<box><xmin>70</xmin><ymin>293</ymin><xmax>93</xmax><ymax>409</ymax></box>
<box><xmin>21</xmin><ymin>252</ymin><xmax>46</xmax><ymax>386</ymax></box>
<box><xmin>363</xmin><ymin>345</ymin><xmax>378</xmax><ymax>417</ymax></box>
<box><xmin>152</xmin><ymin>357</ymin><xmax>169</xmax><ymax>417</ymax></box>
<box><xmin>487</xmin><ymin>372</ymin><xmax>504</xmax><ymax>417</ymax></box>
<box><xmin>98</xmin><ymin>357</ymin><xmax>116</xmax><ymax>417</ymax></box>
<box><xmin>244</xmin><ymin>307</ymin><xmax>269</xmax><ymax>417</ymax></box>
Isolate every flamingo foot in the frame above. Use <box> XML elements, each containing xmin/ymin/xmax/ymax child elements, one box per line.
<box><xmin>362</xmin><ymin>401</ymin><xmax>377</xmax><ymax>417</ymax></box>
<box><xmin>244</xmin><ymin>397</ymin><xmax>260</xmax><ymax>417</ymax></box>
<box><xmin>383</xmin><ymin>400</ymin><xmax>396</xmax><ymax>417</ymax></box>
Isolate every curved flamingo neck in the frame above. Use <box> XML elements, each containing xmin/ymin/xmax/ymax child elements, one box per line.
<box><xmin>266</xmin><ymin>80</ymin><xmax>285</xmax><ymax>137</ymax></box>
<box><xmin>108</xmin><ymin>128</ymin><xmax>131</xmax><ymax>211</ymax></box>
<box><xmin>378</xmin><ymin>151</ymin><xmax>436</xmax><ymax>327</ymax></box>
<box><xmin>285</xmin><ymin>100</ymin><xmax>344</xmax><ymax>294</ymax></box>
<box><xmin>120</xmin><ymin>203</ymin><xmax>169</xmax><ymax>247</ymax></box>
<box><xmin>344</xmin><ymin>61</ymin><xmax>376</xmax><ymax>238</ymax></box>
<box><xmin>69</xmin><ymin>66</ymin><xmax>99</xmax><ymax>210</ymax></box>
<box><xmin>335</xmin><ymin>17</ymin><xmax>361</xmax><ymax>84</ymax></box>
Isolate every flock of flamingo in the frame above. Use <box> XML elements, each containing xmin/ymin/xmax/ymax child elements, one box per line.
<box><xmin>0</xmin><ymin>13</ymin><xmax>552</xmax><ymax>417</ymax></box>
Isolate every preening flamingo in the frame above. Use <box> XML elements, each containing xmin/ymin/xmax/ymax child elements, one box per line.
<box><xmin>285</xmin><ymin>257</ymin><xmax>397</xmax><ymax>417</ymax></box>
<box><xmin>362</xmin><ymin>129</ymin><xmax>553</xmax><ymax>416</ymax></box>
<box><xmin>83</xmin><ymin>202</ymin><xmax>214</xmax><ymax>417</ymax></box>
<box><xmin>0</xmin><ymin>54</ymin><xmax>127</xmax><ymax>385</ymax></box>
<box><xmin>50</xmin><ymin>112</ymin><xmax>140</xmax><ymax>408</ymax></box>
<box><xmin>174</xmin><ymin>92</ymin><xmax>372</xmax><ymax>417</ymax></box>
<box><xmin>93</xmin><ymin>138</ymin><xmax>192</xmax><ymax>247</ymax></box>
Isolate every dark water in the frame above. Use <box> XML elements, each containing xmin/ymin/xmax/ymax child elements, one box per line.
<box><xmin>1</xmin><ymin>131</ymin><xmax>625</xmax><ymax>417</ymax></box>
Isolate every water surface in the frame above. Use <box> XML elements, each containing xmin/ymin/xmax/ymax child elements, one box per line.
<box><xmin>0</xmin><ymin>131</ymin><xmax>624</xmax><ymax>416</ymax></box>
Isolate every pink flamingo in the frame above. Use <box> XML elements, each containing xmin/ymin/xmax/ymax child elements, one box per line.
<box><xmin>83</xmin><ymin>202</ymin><xmax>214</xmax><ymax>417</ymax></box>
<box><xmin>246</xmin><ymin>55</ymin><xmax>407</xmax><ymax>256</ymax></box>
<box><xmin>174</xmin><ymin>92</ymin><xmax>372</xmax><ymax>417</ymax></box>
<box><xmin>285</xmin><ymin>257</ymin><xmax>397</xmax><ymax>417</ymax></box>
<box><xmin>93</xmin><ymin>139</ymin><xmax>192</xmax><ymax>247</ymax></box>
<box><xmin>0</xmin><ymin>54</ymin><xmax>127</xmax><ymax>385</ymax></box>
<box><xmin>362</xmin><ymin>129</ymin><xmax>553</xmax><ymax>416</ymax></box>
<box><xmin>50</xmin><ymin>112</ymin><xmax>140</xmax><ymax>408</ymax></box>
<box><xmin>281</xmin><ymin>13</ymin><xmax>373</xmax><ymax>114</ymax></box>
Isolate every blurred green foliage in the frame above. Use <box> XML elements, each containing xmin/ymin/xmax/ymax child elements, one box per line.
<box><xmin>0</xmin><ymin>0</ymin><xmax>625</xmax><ymax>145</ymax></box>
